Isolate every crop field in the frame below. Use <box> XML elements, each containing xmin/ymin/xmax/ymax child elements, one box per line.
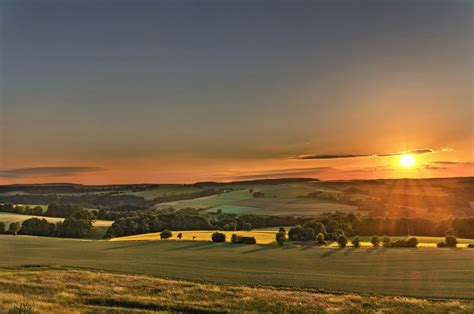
<box><xmin>0</xmin><ymin>212</ymin><xmax>112</xmax><ymax>227</ymax></box>
<box><xmin>2</xmin><ymin>267</ymin><xmax>473</xmax><ymax>313</ymax></box>
<box><xmin>325</xmin><ymin>236</ymin><xmax>474</xmax><ymax>248</ymax></box>
<box><xmin>1</xmin><ymin>235</ymin><xmax>473</xmax><ymax>299</ymax></box>
<box><xmin>111</xmin><ymin>230</ymin><xmax>278</xmax><ymax>244</ymax></box>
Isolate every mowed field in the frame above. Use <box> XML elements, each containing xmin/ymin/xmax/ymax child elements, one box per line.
<box><xmin>1</xmin><ymin>235</ymin><xmax>473</xmax><ymax>299</ymax></box>
<box><xmin>0</xmin><ymin>212</ymin><xmax>113</xmax><ymax>227</ymax></box>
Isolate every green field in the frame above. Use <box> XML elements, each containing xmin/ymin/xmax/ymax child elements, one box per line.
<box><xmin>158</xmin><ymin>184</ymin><xmax>359</xmax><ymax>216</ymax></box>
<box><xmin>1</xmin><ymin>235</ymin><xmax>473</xmax><ymax>299</ymax></box>
<box><xmin>0</xmin><ymin>212</ymin><xmax>113</xmax><ymax>227</ymax></box>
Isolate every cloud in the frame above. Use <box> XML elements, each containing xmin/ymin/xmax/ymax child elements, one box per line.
<box><xmin>296</xmin><ymin>148</ymin><xmax>434</xmax><ymax>160</ymax></box>
<box><xmin>220</xmin><ymin>166</ymin><xmax>333</xmax><ymax>180</ymax></box>
<box><xmin>0</xmin><ymin>167</ymin><xmax>104</xmax><ymax>179</ymax></box>
<box><xmin>430</xmin><ymin>161</ymin><xmax>474</xmax><ymax>165</ymax></box>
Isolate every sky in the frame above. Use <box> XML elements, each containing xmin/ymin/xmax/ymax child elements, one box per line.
<box><xmin>0</xmin><ymin>0</ymin><xmax>473</xmax><ymax>184</ymax></box>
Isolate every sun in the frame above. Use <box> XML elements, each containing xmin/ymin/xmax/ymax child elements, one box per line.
<box><xmin>400</xmin><ymin>154</ymin><xmax>416</xmax><ymax>167</ymax></box>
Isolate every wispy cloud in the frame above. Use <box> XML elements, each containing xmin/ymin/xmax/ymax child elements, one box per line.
<box><xmin>429</xmin><ymin>161</ymin><xmax>474</xmax><ymax>165</ymax></box>
<box><xmin>215</xmin><ymin>166</ymin><xmax>333</xmax><ymax>180</ymax></box>
<box><xmin>296</xmin><ymin>148</ymin><xmax>434</xmax><ymax>160</ymax></box>
<box><xmin>0</xmin><ymin>167</ymin><xmax>104</xmax><ymax>179</ymax></box>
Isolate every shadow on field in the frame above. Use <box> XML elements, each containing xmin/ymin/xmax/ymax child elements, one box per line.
<box><xmin>165</xmin><ymin>241</ymin><xmax>219</xmax><ymax>251</ymax></box>
<box><xmin>343</xmin><ymin>247</ymin><xmax>356</xmax><ymax>256</ymax></box>
<box><xmin>320</xmin><ymin>247</ymin><xmax>343</xmax><ymax>258</ymax></box>
<box><xmin>103</xmin><ymin>242</ymin><xmax>157</xmax><ymax>251</ymax></box>
<box><xmin>241</xmin><ymin>245</ymin><xmax>279</xmax><ymax>254</ymax></box>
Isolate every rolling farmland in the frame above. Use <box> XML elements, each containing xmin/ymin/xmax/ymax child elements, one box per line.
<box><xmin>0</xmin><ymin>235</ymin><xmax>473</xmax><ymax>299</ymax></box>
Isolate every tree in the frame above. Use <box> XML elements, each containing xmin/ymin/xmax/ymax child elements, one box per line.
<box><xmin>8</xmin><ymin>222</ymin><xmax>20</xmax><ymax>235</ymax></box>
<box><xmin>371</xmin><ymin>235</ymin><xmax>380</xmax><ymax>247</ymax></box>
<box><xmin>276</xmin><ymin>231</ymin><xmax>286</xmax><ymax>246</ymax></box>
<box><xmin>252</xmin><ymin>191</ymin><xmax>264</xmax><ymax>198</ymax></box>
<box><xmin>0</xmin><ymin>222</ymin><xmax>5</xmax><ymax>234</ymax></box>
<box><xmin>337</xmin><ymin>234</ymin><xmax>348</xmax><ymax>248</ymax></box>
<box><xmin>305</xmin><ymin>227</ymin><xmax>316</xmax><ymax>241</ymax></box>
<box><xmin>211</xmin><ymin>232</ymin><xmax>226</xmax><ymax>242</ymax></box>
<box><xmin>316</xmin><ymin>232</ymin><xmax>325</xmax><ymax>245</ymax></box>
<box><xmin>160</xmin><ymin>230</ymin><xmax>173</xmax><ymax>239</ymax></box>
<box><xmin>177</xmin><ymin>232</ymin><xmax>183</xmax><ymax>240</ymax></box>
<box><xmin>279</xmin><ymin>227</ymin><xmax>286</xmax><ymax>233</ymax></box>
<box><xmin>382</xmin><ymin>236</ymin><xmax>391</xmax><ymax>248</ymax></box>
<box><xmin>243</xmin><ymin>223</ymin><xmax>252</xmax><ymax>231</ymax></box>
<box><xmin>445</xmin><ymin>235</ymin><xmax>457</xmax><ymax>248</ymax></box>
<box><xmin>62</xmin><ymin>217</ymin><xmax>92</xmax><ymax>238</ymax></box>
<box><xmin>351</xmin><ymin>236</ymin><xmax>360</xmax><ymax>248</ymax></box>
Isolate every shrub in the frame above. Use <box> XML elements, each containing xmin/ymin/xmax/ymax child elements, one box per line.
<box><xmin>7</xmin><ymin>222</ymin><xmax>20</xmax><ymax>235</ymax></box>
<box><xmin>467</xmin><ymin>244</ymin><xmax>474</xmax><ymax>248</ymax></box>
<box><xmin>0</xmin><ymin>221</ymin><xmax>5</xmax><ymax>234</ymax></box>
<box><xmin>406</xmin><ymin>237</ymin><xmax>418</xmax><ymax>248</ymax></box>
<box><xmin>231</xmin><ymin>235</ymin><xmax>256</xmax><ymax>244</ymax></box>
<box><xmin>305</xmin><ymin>227</ymin><xmax>316</xmax><ymax>241</ymax></box>
<box><xmin>316</xmin><ymin>232</ymin><xmax>325</xmax><ymax>245</ymax></box>
<box><xmin>445</xmin><ymin>235</ymin><xmax>457</xmax><ymax>248</ymax></box>
<box><xmin>211</xmin><ymin>232</ymin><xmax>226</xmax><ymax>242</ymax></box>
<box><xmin>160</xmin><ymin>230</ymin><xmax>173</xmax><ymax>239</ymax></box>
<box><xmin>371</xmin><ymin>235</ymin><xmax>380</xmax><ymax>247</ymax></box>
<box><xmin>276</xmin><ymin>231</ymin><xmax>286</xmax><ymax>246</ymax></box>
<box><xmin>351</xmin><ymin>236</ymin><xmax>360</xmax><ymax>248</ymax></box>
<box><xmin>437</xmin><ymin>241</ymin><xmax>446</xmax><ymax>248</ymax></box>
<box><xmin>382</xmin><ymin>236</ymin><xmax>391</xmax><ymax>248</ymax></box>
<box><xmin>177</xmin><ymin>232</ymin><xmax>183</xmax><ymax>240</ymax></box>
<box><xmin>337</xmin><ymin>234</ymin><xmax>348</xmax><ymax>248</ymax></box>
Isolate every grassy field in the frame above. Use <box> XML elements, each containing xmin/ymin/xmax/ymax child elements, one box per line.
<box><xmin>2</xmin><ymin>267</ymin><xmax>473</xmax><ymax>313</ymax></box>
<box><xmin>111</xmin><ymin>230</ymin><xmax>278</xmax><ymax>244</ymax></box>
<box><xmin>0</xmin><ymin>212</ymin><xmax>112</xmax><ymax>227</ymax></box>
<box><xmin>158</xmin><ymin>185</ymin><xmax>359</xmax><ymax>216</ymax></box>
<box><xmin>1</xmin><ymin>235</ymin><xmax>473</xmax><ymax>299</ymax></box>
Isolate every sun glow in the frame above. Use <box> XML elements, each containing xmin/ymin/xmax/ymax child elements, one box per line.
<box><xmin>400</xmin><ymin>154</ymin><xmax>416</xmax><ymax>168</ymax></box>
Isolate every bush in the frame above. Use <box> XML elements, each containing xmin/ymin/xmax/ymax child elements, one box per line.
<box><xmin>276</xmin><ymin>231</ymin><xmax>286</xmax><ymax>246</ymax></box>
<box><xmin>8</xmin><ymin>303</ymin><xmax>37</xmax><ymax>314</ymax></box>
<box><xmin>231</xmin><ymin>234</ymin><xmax>256</xmax><ymax>244</ymax></box>
<box><xmin>160</xmin><ymin>230</ymin><xmax>173</xmax><ymax>239</ymax></box>
<box><xmin>445</xmin><ymin>235</ymin><xmax>457</xmax><ymax>248</ymax></box>
<box><xmin>305</xmin><ymin>227</ymin><xmax>316</xmax><ymax>241</ymax></box>
<box><xmin>351</xmin><ymin>236</ymin><xmax>360</xmax><ymax>248</ymax></box>
<box><xmin>406</xmin><ymin>237</ymin><xmax>418</xmax><ymax>248</ymax></box>
<box><xmin>371</xmin><ymin>235</ymin><xmax>380</xmax><ymax>247</ymax></box>
<box><xmin>243</xmin><ymin>223</ymin><xmax>252</xmax><ymax>231</ymax></box>
<box><xmin>382</xmin><ymin>236</ymin><xmax>391</xmax><ymax>248</ymax></box>
<box><xmin>316</xmin><ymin>232</ymin><xmax>325</xmax><ymax>245</ymax></box>
<box><xmin>337</xmin><ymin>234</ymin><xmax>348</xmax><ymax>248</ymax></box>
<box><xmin>177</xmin><ymin>232</ymin><xmax>183</xmax><ymax>240</ymax></box>
<box><xmin>211</xmin><ymin>232</ymin><xmax>226</xmax><ymax>242</ymax></box>
<box><xmin>0</xmin><ymin>221</ymin><xmax>5</xmax><ymax>234</ymax></box>
<box><xmin>437</xmin><ymin>241</ymin><xmax>446</xmax><ymax>248</ymax></box>
<box><xmin>467</xmin><ymin>244</ymin><xmax>474</xmax><ymax>248</ymax></box>
<box><xmin>7</xmin><ymin>222</ymin><xmax>20</xmax><ymax>235</ymax></box>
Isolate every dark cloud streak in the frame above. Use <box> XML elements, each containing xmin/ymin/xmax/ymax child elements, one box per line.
<box><xmin>296</xmin><ymin>148</ymin><xmax>434</xmax><ymax>160</ymax></box>
<box><xmin>0</xmin><ymin>167</ymin><xmax>104</xmax><ymax>179</ymax></box>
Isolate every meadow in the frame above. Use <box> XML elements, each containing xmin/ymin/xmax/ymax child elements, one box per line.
<box><xmin>2</xmin><ymin>267</ymin><xmax>473</xmax><ymax>313</ymax></box>
<box><xmin>0</xmin><ymin>235</ymin><xmax>473</xmax><ymax>299</ymax></box>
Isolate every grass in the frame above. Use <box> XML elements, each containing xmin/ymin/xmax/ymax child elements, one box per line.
<box><xmin>1</xmin><ymin>267</ymin><xmax>473</xmax><ymax>313</ymax></box>
<box><xmin>111</xmin><ymin>230</ymin><xmax>278</xmax><ymax>244</ymax></box>
<box><xmin>0</xmin><ymin>212</ymin><xmax>112</xmax><ymax>227</ymax></box>
<box><xmin>158</xmin><ymin>185</ymin><xmax>359</xmax><ymax>216</ymax></box>
<box><xmin>0</xmin><ymin>235</ymin><xmax>473</xmax><ymax>299</ymax></box>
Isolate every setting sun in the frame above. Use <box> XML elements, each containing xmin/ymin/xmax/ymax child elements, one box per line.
<box><xmin>400</xmin><ymin>154</ymin><xmax>416</xmax><ymax>167</ymax></box>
